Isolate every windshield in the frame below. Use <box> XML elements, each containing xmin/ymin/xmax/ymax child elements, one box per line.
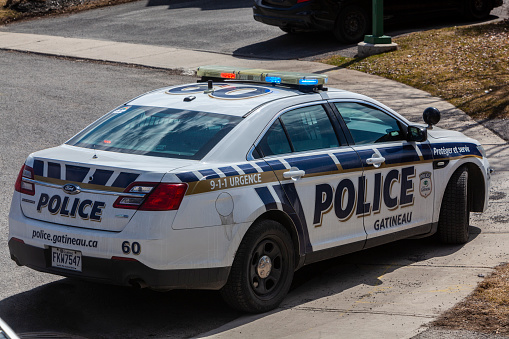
<box><xmin>66</xmin><ymin>106</ymin><xmax>242</xmax><ymax>160</ymax></box>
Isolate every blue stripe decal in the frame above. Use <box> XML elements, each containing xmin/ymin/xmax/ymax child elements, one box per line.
<box><xmin>418</xmin><ymin>144</ymin><xmax>434</xmax><ymax>161</ymax></box>
<box><xmin>176</xmin><ymin>172</ymin><xmax>199</xmax><ymax>183</ymax></box>
<box><xmin>378</xmin><ymin>145</ymin><xmax>420</xmax><ymax>165</ymax></box>
<box><xmin>255</xmin><ymin>161</ymin><xmax>273</xmax><ymax>172</ymax></box>
<box><xmin>65</xmin><ymin>165</ymin><xmax>89</xmax><ymax>182</ymax></box>
<box><xmin>351</xmin><ymin>149</ymin><xmax>374</xmax><ymax>168</ymax></box>
<box><xmin>333</xmin><ymin>151</ymin><xmax>361</xmax><ymax>170</ymax></box>
<box><xmin>112</xmin><ymin>172</ymin><xmax>140</xmax><ymax>188</ymax></box>
<box><xmin>285</xmin><ymin>154</ymin><xmax>337</xmax><ymax>175</ymax></box>
<box><xmin>89</xmin><ymin>169</ymin><xmax>114</xmax><ymax>185</ymax></box>
<box><xmin>218</xmin><ymin>166</ymin><xmax>239</xmax><ymax>177</ymax></box>
<box><xmin>264</xmin><ymin>159</ymin><xmax>287</xmax><ymax>171</ymax></box>
<box><xmin>273</xmin><ymin>184</ymin><xmax>312</xmax><ymax>255</ymax></box>
<box><xmin>430</xmin><ymin>142</ymin><xmax>481</xmax><ymax>159</ymax></box>
<box><xmin>47</xmin><ymin>162</ymin><xmax>61</xmax><ymax>179</ymax></box>
<box><xmin>254</xmin><ymin>187</ymin><xmax>277</xmax><ymax>211</ymax></box>
<box><xmin>198</xmin><ymin>169</ymin><xmax>220</xmax><ymax>179</ymax></box>
<box><xmin>33</xmin><ymin>160</ymin><xmax>44</xmax><ymax>176</ymax></box>
<box><xmin>238</xmin><ymin>163</ymin><xmax>259</xmax><ymax>174</ymax></box>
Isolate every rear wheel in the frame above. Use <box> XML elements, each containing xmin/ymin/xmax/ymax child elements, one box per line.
<box><xmin>333</xmin><ymin>5</ymin><xmax>369</xmax><ymax>44</ymax></box>
<box><xmin>437</xmin><ymin>166</ymin><xmax>470</xmax><ymax>244</ymax></box>
<box><xmin>220</xmin><ymin>219</ymin><xmax>295</xmax><ymax>313</ymax></box>
<box><xmin>465</xmin><ymin>0</ymin><xmax>492</xmax><ymax>19</ymax></box>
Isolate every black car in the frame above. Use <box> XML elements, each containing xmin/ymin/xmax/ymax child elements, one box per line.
<box><xmin>253</xmin><ymin>0</ymin><xmax>504</xmax><ymax>43</ymax></box>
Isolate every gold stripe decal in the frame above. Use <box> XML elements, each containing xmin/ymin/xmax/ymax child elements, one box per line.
<box><xmin>34</xmin><ymin>176</ymin><xmax>125</xmax><ymax>193</ymax></box>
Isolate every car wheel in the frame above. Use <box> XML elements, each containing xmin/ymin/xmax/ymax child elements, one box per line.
<box><xmin>437</xmin><ymin>166</ymin><xmax>470</xmax><ymax>244</ymax></box>
<box><xmin>333</xmin><ymin>5</ymin><xmax>369</xmax><ymax>44</ymax></box>
<box><xmin>465</xmin><ymin>0</ymin><xmax>492</xmax><ymax>19</ymax></box>
<box><xmin>220</xmin><ymin>219</ymin><xmax>295</xmax><ymax>313</ymax></box>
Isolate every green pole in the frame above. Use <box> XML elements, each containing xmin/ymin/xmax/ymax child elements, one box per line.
<box><xmin>364</xmin><ymin>0</ymin><xmax>392</xmax><ymax>44</ymax></box>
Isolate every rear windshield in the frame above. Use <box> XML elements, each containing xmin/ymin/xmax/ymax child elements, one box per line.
<box><xmin>66</xmin><ymin>105</ymin><xmax>242</xmax><ymax>160</ymax></box>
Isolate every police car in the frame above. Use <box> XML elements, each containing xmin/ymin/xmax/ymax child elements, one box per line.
<box><xmin>9</xmin><ymin>66</ymin><xmax>491</xmax><ymax>313</ymax></box>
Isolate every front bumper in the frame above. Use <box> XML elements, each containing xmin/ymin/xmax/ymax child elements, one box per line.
<box><xmin>9</xmin><ymin>239</ymin><xmax>230</xmax><ymax>290</ymax></box>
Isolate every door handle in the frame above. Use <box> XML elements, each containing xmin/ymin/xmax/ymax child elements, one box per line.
<box><xmin>366</xmin><ymin>155</ymin><xmax>386</xmax><ymax>168</ymax></box>
<box><xmin>283</xmin><ymin>168</ymin><xmax>305</xmax><ymax>180</ymax></box>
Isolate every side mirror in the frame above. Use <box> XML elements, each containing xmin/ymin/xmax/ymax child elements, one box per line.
<box><xmin>423</xmin><ymin>107</ymin><xmax>441</xmax><ymax>129</ymax></box>
<box><xmin>407</xmin><ymin>125</ymin><xmax>427</xmax><ymax>142</ymax></box>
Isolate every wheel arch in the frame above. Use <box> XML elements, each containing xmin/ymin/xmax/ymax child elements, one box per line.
<box><xmin>252</xmin><ymin>210</ymin><xmax>303</xmax><ymax>270</ymax></box>
<box><xmin>437</xmin><ymin>160</ymin><xmax>487</xmax><ymax>214</ymax></box>
<box><xmin>464</xmin><ymin>162</ymin><xmax>486</xmax><ymax>212</ymax></box>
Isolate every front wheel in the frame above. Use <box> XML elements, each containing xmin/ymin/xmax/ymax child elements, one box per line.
<box><xmin>437</xmin><ymin>166</ymin><xmax>470</xmax><ymax>244</ymax></box>
<box><xmin>465</xmin><ymin>0</ymin><xmax>493</xmax><ymax>19</ymax></box>
<box><xmin>333</xmin><ymin>5</ymin><xmax>369</xmax><ymax>44</ymax></box>
<box><xmin>220</xmin><ymin>220</ymin><xmax>295</xmax><ymax>313</ymax></box>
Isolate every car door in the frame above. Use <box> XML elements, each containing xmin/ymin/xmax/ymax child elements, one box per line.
<box><xmin>253</xmin><ymin>102</ymin><xmax>367</xmax><ymax>255</ymax></box>
<box><xmin>332</xmin><ymin>101</ymin><xmax>435</xmax><ymax>248</ymax></box>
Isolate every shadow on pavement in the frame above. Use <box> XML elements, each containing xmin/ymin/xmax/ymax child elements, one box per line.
<box><xmin>233</xmin><ymin>14</ymin><xmax>499</xmax><ymax>60</ymax></box>
<box><xmin>146</xmin><ymin>0</ymin><xmax>253</xmax><ymax>10</ymax></box>
<box><xmin>0</xmin><ymin>228</ymin><xmax>480</xmax><ymax>338</ymax></box>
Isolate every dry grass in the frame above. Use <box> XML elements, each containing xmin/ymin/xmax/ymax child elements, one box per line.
<box><xmin>434</xmin><ymin>263</ymin><xmax>509</xmax><ymax>335</ymax></box>
<box><xmin>0</xmin><ymin>0</ymin><xmax>22</xmax><ymax>22</ymax></box>
<box><xmin>324</xmin><ymin>20</ymin><xmax>509</xmax><ymax>120</ymax></box>
<box><xmin>0</xmin><ymin>0</ymin><xmax>138</xmax><ymax>25</ymax></box>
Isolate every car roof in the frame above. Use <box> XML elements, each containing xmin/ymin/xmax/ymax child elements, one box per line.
<box><xmin>127</xmin><ymin>82</ymin><xmax>329</xmax><ymax>117</ymax></box>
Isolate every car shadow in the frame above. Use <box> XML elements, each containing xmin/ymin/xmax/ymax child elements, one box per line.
<box><xmin>145</xmin><ymin>0</ymin><xmax>253</xmax><ymax>10</ymax></box>
<box><xmin>0</xmin><ymin>227</ymin><xmax>480</xmax><ymax>338</ymax></box>
<box><xmin>232</xmin><ymin>15</ymin><xmax>499</xmax><ymax>60</ymax></box>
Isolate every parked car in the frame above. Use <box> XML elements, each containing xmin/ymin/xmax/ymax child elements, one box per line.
<box><xmin>253</xmin><ymin>0</ymin><xmax>504</xmax><ymax>43</ymax></box>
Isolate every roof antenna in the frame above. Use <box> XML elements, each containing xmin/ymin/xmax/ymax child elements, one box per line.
<box><xmin>204</xmin><ymin>80</ymin><xmax>214</xmax><ymax>94</ymax></box>
<box><xmin>93</xmin><ymin>144</ymin><xmax>98</xmax><ymax>159</ymax></box>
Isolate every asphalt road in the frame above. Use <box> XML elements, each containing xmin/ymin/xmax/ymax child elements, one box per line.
<box><xmin>1</xmin><ymin>50</ymin><xmax>508</xmax><ymax>339</ymax></box>
<box><xmin>1</xmin><ymin>0</ymin><xmax>507</xmax><ymax>60</ymax></box>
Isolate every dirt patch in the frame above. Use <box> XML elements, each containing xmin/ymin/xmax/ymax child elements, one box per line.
<box><xmin>433</xmin><ymin>263</ymin><xmax>509</xmax><ymax>336</ymax></box>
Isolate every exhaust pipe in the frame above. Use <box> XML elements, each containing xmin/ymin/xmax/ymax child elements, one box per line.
<box><xmin>129</xmin><ymin>278</ymin><xmax>148</xmax><ymax>289</ymax></box>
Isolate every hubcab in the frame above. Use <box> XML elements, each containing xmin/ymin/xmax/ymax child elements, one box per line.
<box><xmin>257</xmin><ymin>255</ymin><xmax>272</xmax><ymax>279</ymax></box>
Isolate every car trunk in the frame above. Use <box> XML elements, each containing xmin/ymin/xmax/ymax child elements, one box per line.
<box><xmin>20</xmin><ymin>146</ymin><xmax>193</xmax><ymax>232</ymax></box>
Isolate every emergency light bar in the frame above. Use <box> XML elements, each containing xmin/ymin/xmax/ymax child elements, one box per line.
<box><xmin>197</xmin><ymin>65</ymin><xmax>328</xmax><ymax>88</ymax></box>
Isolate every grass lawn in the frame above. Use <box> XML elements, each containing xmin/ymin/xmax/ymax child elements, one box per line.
<box><xmin>324</xmin><ymin>19</ymin><xmax>509</xmax><ymax>121</ymax></box>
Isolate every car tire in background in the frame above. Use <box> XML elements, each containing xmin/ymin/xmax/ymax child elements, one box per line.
<box><xmin>333</xmin><ymin>5</ymin><xmax>369</xmax><ymax>44</ymax></box>
<box><xmin>437</xmin><ymin>166</ymin><xmax>470</xmax><ymax>244</ymax></box>
<box><xmin>220</xmin><ymin>219</ymin><xmax>295</xmax><ymax>313</ymax></box>
<box><xmin>465</xmin><ymin>0</ymin><xmax>493</xmax><ymax>19</ymax></box>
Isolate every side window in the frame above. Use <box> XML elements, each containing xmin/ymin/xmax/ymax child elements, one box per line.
<box><xmin>257</xmin><ymin>118</ymin><xmax>292</xmax><ymax>157</ymax></box>
<box><xmin>256</xmin><ymin>105</ymin><xmax>339</xmax><ymax>158</ymax></box>
<box><xmin>280</xmin><ymin>105</ymin><xmax>339</xmax><ymax>152</ymax></box>
<box><xmin>334</xmin><ymin>102</ymin><xmax>404</xmax><ymax>145</ymax></box>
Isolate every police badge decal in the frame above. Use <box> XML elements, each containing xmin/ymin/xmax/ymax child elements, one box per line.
<box><xmin>419</xmin><ymin>172</ymin><xmax>432</xmax><ymax>198</ymax></box>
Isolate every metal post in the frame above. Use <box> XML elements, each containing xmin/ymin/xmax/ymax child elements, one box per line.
<box><xmin>364</xmin><ymin>0</ymin><xmax>392</xmax><ymax>44</ymax></box>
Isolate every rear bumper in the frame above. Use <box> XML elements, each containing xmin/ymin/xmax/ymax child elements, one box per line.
<box><xmin>9</xmin><ymin>239</ymin><xmax>230</xmax><ymax>290</ymax></box>
<box><xmin>253</xmin><ymin>1</ymin><xmax>333</xmax><ymax>31</ymax></box>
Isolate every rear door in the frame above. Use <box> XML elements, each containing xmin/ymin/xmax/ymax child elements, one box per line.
<box><xmin>331</xmin><ymin>101</ymin><xmax>435</xmax><ymax>247</ymax></box>
<box><xmin>254</xmin><ymin>102</ymin><xmax>367</xmax><ymax>254</ymax></box>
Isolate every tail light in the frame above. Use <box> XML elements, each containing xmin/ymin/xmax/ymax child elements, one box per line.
<box><xmin>297</xmin><ymin>0</ymin><xmax>311</xmax><ymax>3</ymax></box>
<box><xmin>14</xmin><ymin>164</ymin><xmax>35</xmax><ymax>196</ymax></box>
<box><xmin>113</xmin><ymin>182</ymin><xmax>188</xmax><ymax>211</ymax></box>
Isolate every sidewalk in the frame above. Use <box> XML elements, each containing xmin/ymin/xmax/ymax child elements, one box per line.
<box><xmin>1</xmin><ymin>31</ymin><xmax>508</xmax><ymax>339</ymax></box>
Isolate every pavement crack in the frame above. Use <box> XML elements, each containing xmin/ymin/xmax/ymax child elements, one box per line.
<box><xmin>295</xmin><ymin>306</ymin><xmax>435</xmax><ymax>318</ymax></box>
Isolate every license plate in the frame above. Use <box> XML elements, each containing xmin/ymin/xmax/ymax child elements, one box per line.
<box><xmin>51</xmin><ymin>247</ymin><xmax>82</xmax><ymax>272</ymax></box>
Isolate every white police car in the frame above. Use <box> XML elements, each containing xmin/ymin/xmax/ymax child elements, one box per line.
<box><xmin>9</xmin><ymin>66</ymin><xmax>491</xmax><ymax>313</ymax></box>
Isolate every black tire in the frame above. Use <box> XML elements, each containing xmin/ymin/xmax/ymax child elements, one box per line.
<box><xmin>437</xmin><ymin>166</ymin><xmax>470</xmax><ymax>244</ymax></box>
<box><xmin>333</xmin><ymin>5</ymin><xmax>369</xmax><ymax>44</ymax></box>
<box><xmin>220</xmin><ymin>219</ymin><xmax>295</xmax><ymax>313</ymax></box>
<box><xmin>465</xmin><ymin>0</ymin><xmax>492</xmax><ymax>19</ymax></box>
